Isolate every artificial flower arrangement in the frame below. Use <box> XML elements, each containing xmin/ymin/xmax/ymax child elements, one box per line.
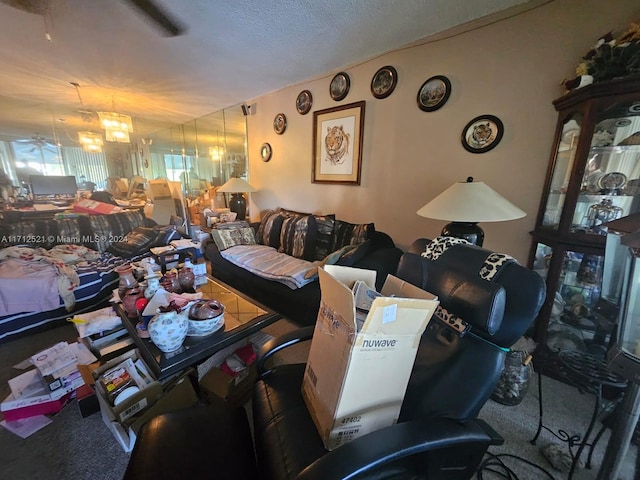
<box><xmin>564</xmin><ymin>20</ymin><xmax>640</xmax><ymax>90</ymax></box>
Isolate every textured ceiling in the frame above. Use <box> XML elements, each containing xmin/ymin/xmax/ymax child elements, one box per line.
<box><xmin>0</xmin><ymin>0</ymin><xmax>532</xmax><ymax>143</ymax></box>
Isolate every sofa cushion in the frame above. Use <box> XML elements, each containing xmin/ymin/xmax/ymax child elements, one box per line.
<box><xmin>333</xmin><ymin>220</ymin><xmax>374</xmax><ymax>250</ymax></box>
<box><xmin>84</xmin><ymin>210</ymin><xmax>147</xmax><ymax>252</ymax></box>
<box><xmin>256</xmin><ymin>210</ymin><xmax>286</xmax><ymax>248</ymax></box>
<box><xmin>0</xmin><ymin>219</ymin><xmax>59</xmax><ymax>248</ymax></box>
<box><xmin>211</xmin><ymin>227</ymin><xmax>257</xmax><ymax>251</ymax></box>
<box><xmin>107</xmin><ymin>225</ymin><xmax>181</xmax><ymax>258</ymax></box>
<box><xmin>279</xmin><ymin>214</ymin><xmax>317</xmax><ymax>260</ymax></box>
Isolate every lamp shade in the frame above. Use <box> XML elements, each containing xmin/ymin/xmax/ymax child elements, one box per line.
<box><xmin>417</xmin><ymin>177</ymin><xmax>526</xmax><ymax>223</ymax></box>
<box><xmin>217</xmin><ymin>177</ymin><xmax>257</xmax><ymax>193</ymax></box>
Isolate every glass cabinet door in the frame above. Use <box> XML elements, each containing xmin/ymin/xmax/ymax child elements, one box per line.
<box><xmin>572</xmin><ymin>99</ymin><xmax>640</xmax><ymax>236</ymax></box>
<box><xmin>542</xmin><ymin>113</ymin><xmax>582</xmax><ymax>229</ymax></box>
<box><xmin>532</xmin><ymin>241</ymin><xmax>610</xmax><ymax>356</ymax></box>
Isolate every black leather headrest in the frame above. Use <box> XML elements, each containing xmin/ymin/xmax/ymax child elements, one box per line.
<box><xmin>397</xmin><ymin>241</ymin><xmax>546</xmax><ymax>347</ymax></box>
<box><xmin>396</xmin><ymin>252</ymin><xmax>505</xmax><ymax>335</ymax></box>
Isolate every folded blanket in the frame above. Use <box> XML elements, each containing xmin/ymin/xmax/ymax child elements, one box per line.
<box><xmin>221</xmin><ymin>245</ymin><xmax>318</xmax><ymax>289</ymax></box>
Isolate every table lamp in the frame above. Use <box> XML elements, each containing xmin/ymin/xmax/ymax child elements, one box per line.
<box><xmin>416</xmin><ymin>176</ymin><xmax>526</xmax><ymax>246</ymax></box>
<box><xmin>217</xmin><ymin>177</ymin><xmax>256</xmax><ymax>221</ymax></box>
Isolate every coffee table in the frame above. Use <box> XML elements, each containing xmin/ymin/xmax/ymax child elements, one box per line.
<box><xmin>117</xmin><ymin>276</ymin><xmax>281</xmax><ymax>380</ymax></box>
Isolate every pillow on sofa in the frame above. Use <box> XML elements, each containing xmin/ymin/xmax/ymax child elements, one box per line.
<box><xmin>279</xmin><ymin>214</ymin><xmax>317</xmax><ymax>260</ymax></box>
<box><xmin>256</xmin><ymin>210</ymin><xmax>286</xmax><ymax>248</ymax></box>
<box><xmin>333</xmin><ymin>220</ymin><xmax>375</xmax><ymax>250</ymax></box>
<box><xmin>335</xmin><ymin>239</ymin><xmax>371</xmax><ymax>266</ymax></box>
<box><xmin>211</xmin><ymin>227</ymin><xmax>257</xmax><ymax>251</ymax></box>
<box><xmin>280</xmin><ymin>209</ymin><xmax>335</xmax><ymax>262</ymax></box>
<box><xmin>107</xmin><ymin>226</ymin><xmax>181</xmax><ymax>258</ymax></box>
<box><xmin>312</xmin><ymin>214</ymin><xmax>336</xmax><ymax>261</ymax></box>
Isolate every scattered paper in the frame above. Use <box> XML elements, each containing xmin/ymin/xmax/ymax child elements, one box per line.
<box><xmin>30</xmin><ymin>342</ymin><xmax>77</xmax><ymax>376</ymax></box>
<box><xmin>1</xmin><ymin>416</ymin><xmax>52</xmax><ymax>438</ymax></box>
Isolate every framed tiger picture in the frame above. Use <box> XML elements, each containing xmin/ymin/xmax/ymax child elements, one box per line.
<box><xmin>312</xmin><ymin>101</ymin><xmax>365</xmax><ymax>185</ymax></box>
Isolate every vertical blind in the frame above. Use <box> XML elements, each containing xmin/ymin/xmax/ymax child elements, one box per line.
<box><xmin>61</xmin><ymin>147</ymin><xmax>109</xmax><ymax>190</ymax></box>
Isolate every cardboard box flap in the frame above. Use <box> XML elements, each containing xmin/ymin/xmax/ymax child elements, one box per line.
<box><xmin>318</xmin><ymin>267</ymin><xmax>357</xmax><ymax>327</ymax></box>
<box><xmin>380</xmin><ymin>275</ymin><xmax>437</xmax><ymax>300</ymax></box>
<box><xmin>323</xmin><ymin>265</ymin><xmax>376</xmax><ymax>290</ymax></box>
<box><xmin>363</xmin><ymin>296</ymin><xmax>438</xmax><ymax>335</ymax></box>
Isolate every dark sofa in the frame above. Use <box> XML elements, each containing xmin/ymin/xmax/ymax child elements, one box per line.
<box><xmin>203</xmin><ymin>210</ymin><xmax>403</xmax><ymax>325</ymax></box>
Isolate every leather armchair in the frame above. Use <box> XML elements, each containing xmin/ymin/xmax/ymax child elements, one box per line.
<box><xmin>124</xmin><ymin>239</ymin><xmax>546</xmax><ymax>480</ymax></box>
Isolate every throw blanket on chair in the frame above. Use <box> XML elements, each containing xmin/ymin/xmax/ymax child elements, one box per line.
<box><xmin>0</xmin><ymin>245</ymin><xmax>98</xmax><ymax>314</ymax></box>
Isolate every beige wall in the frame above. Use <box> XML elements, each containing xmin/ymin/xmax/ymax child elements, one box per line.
<box><xmin>245</xmin><ymin>0</ymin><xmax>640</xmax><ymax>262</ymax></box>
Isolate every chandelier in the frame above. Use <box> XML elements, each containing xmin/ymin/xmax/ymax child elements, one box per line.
<box><xmin>78</xmin><ymin>131</ymin><xmax>104</xmax><ymax>153</ymax></box>
<box><xmin>97</xmin><ymin>112</ymin><xmax>133</xmax><ymax>143</ymax></box>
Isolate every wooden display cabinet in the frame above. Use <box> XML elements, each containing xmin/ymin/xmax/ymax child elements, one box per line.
<box><xmin>529</xmin><ymin>77</ymin><xmax>640</xmax><ymax>373</ymax></box>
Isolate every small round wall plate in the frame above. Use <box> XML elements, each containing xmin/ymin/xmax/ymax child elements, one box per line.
<box><xmin>417</xmin><ymin>75</ymin><xmax>451</xmax><ymax>112</ymax></box>
<box><xmin>260</xmin><ymin>142</ymin><xmax>272</xmax><ymax>162</ymax></box>
<box><xmin>296</xmin><ymin>90</ymin><xmax>313</xmax><ymax>115</ymax></box>
<box><xmin>461</xmin><ymin>114</ymin><xmax>504</xmax><ymax>153</ymax></box>
<box><xmin>371</xmin><ymin>65</ymin><xmax>398</xmax><ymax>99</ymax></box>
<box><xmin>330</xmin><ymin>72</ymin><xmax>350</xmax><ymax>101</ymax></box>
<box><xmin>273</xmin><ymin>113</ymin><xmax>287</xmax><ymax>134</ymax></box>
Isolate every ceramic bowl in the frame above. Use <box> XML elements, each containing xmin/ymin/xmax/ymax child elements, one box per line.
<box><xmin>186</xmin><ymin>314</ymin><xmax>224</xmax><ymax>336</ymax></box>
<box><xmin>187</xmin><ymin>300</ymin><xmax>225</xmax><ymax>336</ymax></box>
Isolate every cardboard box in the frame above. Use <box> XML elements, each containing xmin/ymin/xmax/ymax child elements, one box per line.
<box><xmin>98</xmin><ymin>374</ymin><xmax>198</xmax><ymax>452</ymax></box>
<box><xmin>93</xmin><ymin>349</ymin><xmax>198</xmax><ymax>452</ymax></box>
<box><xmin>302</xmin><ymin>265</ymin><xmax>439</xmax><ymax>450</ymax></box>
<box><xmin>1</xmin><ymin>392</ymin><xmax>73</xmax><ymax>421</ymax></box>
<box><xmin>199</xmin><ymin>363</ymin><xmax>257</xmax><ymax>407</ymax></box>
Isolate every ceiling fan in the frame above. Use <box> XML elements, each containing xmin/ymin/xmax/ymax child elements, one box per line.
<box><xmin>0</xmin><ymin>0</ymin><xmax>186</xmax><ymax>37</ymax></box>
<box><xmin>14</xmin><ymin>134</ymin><xmax>58</xmax><ymax>154</ymax></box>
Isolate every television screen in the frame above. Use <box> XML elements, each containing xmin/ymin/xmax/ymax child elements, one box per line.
<box><xmin>30</xmin><ymin>175</ymin><xmax>78</xmax><ymax>201</ymax></box>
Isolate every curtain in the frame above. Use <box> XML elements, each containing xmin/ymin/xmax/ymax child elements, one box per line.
<box><xmin>60</xmin><ymin>147</ymin><xmax>109</xmax><ymax>190</ymax></box>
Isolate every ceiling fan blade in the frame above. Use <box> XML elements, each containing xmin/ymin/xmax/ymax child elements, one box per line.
<box><xmin>125</xmin><ymin>0</ymin><xmax>186</xmax><ymax>37</ymax></box>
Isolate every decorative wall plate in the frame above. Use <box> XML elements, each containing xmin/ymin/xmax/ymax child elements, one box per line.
<box><xmin>371</xmin><ymin>65</ymin><xmax>397</xmax><ymax>99</ymax></box>
<box><xmin>417</xmin><ymin>75</ymin><xmax>451</xmax><ymax>112</ymax></box>
<box><xmin>296</xmin><ymin>90</ymin><xmax>313</xmax><ymax>115</ymax></box>
<box><xmin>330</xmin><ymin>72</ymin><xmax>350</xmax><ymax>101</ymax></box>
<box><xmin>461</xmin><ymin>115</ymin><xmax>504</xmax><ymax>153</ymax></box>
<box><xmin>273</xmin><ymin>113</ymin><xmax>287</xmax><ymax>135</ymax></box>
<box><xmin>260</xmin><ymin>142</ymin><xmax>272</xmax><ymax>162</ymax></box>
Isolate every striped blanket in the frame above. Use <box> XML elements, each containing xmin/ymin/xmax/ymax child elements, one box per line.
<box><xmin>221</xmin><ymin>245</ymin><xmax>318</xmax><ymax>289</ymax></box>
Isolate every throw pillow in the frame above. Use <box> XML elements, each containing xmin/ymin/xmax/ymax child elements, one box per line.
<box><xmin>256</xmin><ymin>210</ymin><xmax>286</xmax><ymax>248</ymax></box>
<box><xmin>279</xmin><ymin>214</ymin><xmax>317</xmax><ymax>260</ymax></box>
<box><xmin>312</xmin><ymin>214</ymin><xmax>336</xmax><ymax>261</ymax></box>
<box><xmin>211</xmin><ymin>227</ymin><xmax>257</xmax><ymax>251</ymax></box>
<box><xmin>333</xmin><ymin>220</ymin><xmax>375</xmax><ymax>250</ymax></box>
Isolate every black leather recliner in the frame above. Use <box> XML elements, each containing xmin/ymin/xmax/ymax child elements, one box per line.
<box><xmin>123</xmin><ymin>239</ymin><xmax>546</xmax><ymax>480</ymax></box>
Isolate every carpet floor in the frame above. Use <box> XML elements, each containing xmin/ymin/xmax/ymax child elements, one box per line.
<box><xmin>0</xmin><ymin>319</ymin><xmax>637</xmax><ymax>480</ymax></box>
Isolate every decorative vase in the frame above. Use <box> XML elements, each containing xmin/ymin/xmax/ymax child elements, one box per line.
<box><xmin>122</xmin><ymin>288</ymin><xmax>144</xmax><ymax>318</ymax></box>
<box><xmin>144</xmin><ymin>273</ymin><xmax>161</xmax><ymax>299</ymax></box>
<box><xmin>147</xmin><ymin>310</ymin><xmax>188</xmax><ymax>353</ymax></box>
<box><xmin>178</xmin><ymin>267</ymin><xmax>195</xmax><ymax>291</ymax></box>
<box><xmin>115</xmin><ymin>264</ymin><xmax>138</xmax><ymax>298</ymax></box>
<box><xmin>490</xmin><ymin>350</ymin><xmax>532</xmax><ymax>406</ymax></box>
<box><xmin>161</xmin><ymin>271</ymin><xmax>181</xmax><ymax>293</ymax></box>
